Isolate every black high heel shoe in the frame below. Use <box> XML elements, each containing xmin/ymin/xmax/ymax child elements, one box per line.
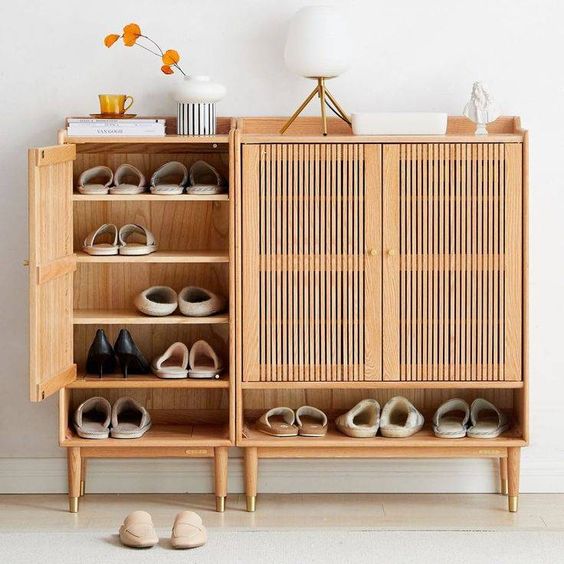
<box><xmin>86</xmin><ymin>329</ymin><xmax>116</xmax><ymax>377</ymax></box>
<box><xmin>114</xmin><ymin>329</ymin><xmax>150</xmax><ymax>378</ymax></box>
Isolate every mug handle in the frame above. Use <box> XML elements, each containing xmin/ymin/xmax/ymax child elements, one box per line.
<box><xmin>123</xmin><ymin>96</ymin><xmax>134</xmax><ymax>113</ymax></box>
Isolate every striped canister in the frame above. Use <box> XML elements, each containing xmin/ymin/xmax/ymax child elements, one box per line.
<box><xmin>177</xmin><ymin>102</ymin><xmax>216</xmax><ymax>135</ymax></box>
<box><xmin>174</xmin><ymin>76</ymin><xmax>226</xmax><ymax>136</ymax></box>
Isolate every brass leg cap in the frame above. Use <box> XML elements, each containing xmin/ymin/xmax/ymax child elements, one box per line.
<box><xmin>500</xmin><ymin>479</ymin><xmax>508</xmax><ymax>496</ymax></box>
<box><xmin>69</xmin><ymin>497</ymin><xmax>79</xmax><ymax>513</ymax></box>
<box><xmin>216</xmin><ymin>496</ymin><xmax>226</xmax><ymax>513</ymax></box>
<box><xmin>246</xmin><ymin>495</ymin><xmax>256</xmax><ymax>512</ymax></box>
<box><xmin>508</xmin><ymin>496</ymin><xmax>518</xmax><ymax>512</ymax></box>
<box><xmin>80</xmin><ymin>480</ymin><xmax>85</xmax><ymax>497</ymax></box>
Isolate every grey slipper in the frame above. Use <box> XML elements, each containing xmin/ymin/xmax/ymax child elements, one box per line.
<box><xmin>150</xmin><ymin>161</ymin><xmax>188</xmax><ymax>195</ymax></box>
<box><xmin>186</xmin><ymin>160</ymin><xmax>227</xmax><ymax>195</ymax></box>
<box><xmin>178</xmin><ymin>286</ymin><xmax>226</xmax><ymax>317</ymax></box>
<box><xmin>74</xmin><ymin>396</ymin><xmax>111</xmax><ymax>439</ymax></box>
<box><xmin>78</xmin><ymin>165</ymin><xmax>113</xmax><ymax>195</ymax></box>
<box><xmin>433</xmin><ymin>398</ymin><xmax>470</xmax><ymax>438</ymax></box>
<box><xmin>467</xmin><ymin>398</ymin><xmax>510</xmax><ymax>439</ymax></box>
<box><xmin>111</xmin><ymin>397</ymin><xmax>152</xmax><ymax>439</ymax></box>
<box><xmin>110</xmin><ymin>164</ymin><xmax>146</xmax><ymax>195</ymax></box>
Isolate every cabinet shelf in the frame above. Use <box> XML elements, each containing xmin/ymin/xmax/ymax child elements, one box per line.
<box><xmin>76</xmin><ymin>250</ymin><xmax>229</xmax><ymax>264</ymax></box>
<box><xmin>73</xmin><ymin>193</ymin><xmax>229</xmax><ymax>202</ymax></box>
<box><xmin>66</xmin><ymin>133</ymin><xmax>230</xmax><ymax>145</ymax></box>
<box><xmin>241</xmin><ymin>422</ymin><xmax>526</xmax><ymax>448</ymax></box>
<box><xmin>69</xmin><ymin>374</ymin><xmax>230</xmax><ymax>389</ymax></box>
<box><xmin>62</xmin><ymin>423</ymin><xmax>230</xmax><ymax>447</ymax></box>
<box><xmin>73</xmin><ymin>309</ymin><xmax>229</xmax><ymax>325</ymax></box>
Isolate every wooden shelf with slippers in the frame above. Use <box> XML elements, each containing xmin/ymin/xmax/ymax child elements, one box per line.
<box><xmin>28</xmin><ymin>116</ymin><xmax>237</xmax><ymax>513</ymax></box>
<box><xmin>234</xmin><ymin>116</ymin><xmax>528</xmax><ymax>514</ymax></box>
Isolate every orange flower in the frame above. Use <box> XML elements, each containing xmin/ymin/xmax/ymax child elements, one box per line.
<box><xmin>122</xmin><ymin>22</ymin><xmax>141</xmax><ymax>46</ymax></box>
<box><xmin>162</xmin><ymin>49</ymin><xmax>180</xmax><ymax>65</ymax></box>
<box><xmin>104</xmin><ymin>34</ymin><xmax>120</xmax><ymax>48</ymax></box>
<box><xmin>161</xmin><ymin>65</ymin><xmax>174</xmax><ymax>75</ymax></box>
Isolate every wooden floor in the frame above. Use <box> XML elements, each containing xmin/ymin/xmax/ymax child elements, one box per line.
<box><xmin>0</xmin><ymin>494</ymin><xmax>561</xmax><ymax>531</ymax></box>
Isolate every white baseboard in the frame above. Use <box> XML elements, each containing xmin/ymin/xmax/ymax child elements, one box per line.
<box><xmin>1</xmin><ymin>454</ymin><xmax>562</xmax><ymax>494</ymax></box>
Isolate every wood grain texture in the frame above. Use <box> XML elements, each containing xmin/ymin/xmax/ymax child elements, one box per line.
<box><xmin>29</xmin><ymin>145</ymin><xmax>77</xmax><ymax>401</ymax></box>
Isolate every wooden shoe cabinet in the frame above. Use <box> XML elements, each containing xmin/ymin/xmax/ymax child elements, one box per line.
<box><xmin>234</xmin><ymin>117</ymin><xmax>528</xmax><ymax>513</ymax></box>
<box><xmin>29</xmin><ymin>115</ymin><xmax>528</xmax><ymax>514</ymax></box>
<box><xmin>28</xmin><ymin>117</ymin><xmax>236</xmax><ymax>512</ymax></box>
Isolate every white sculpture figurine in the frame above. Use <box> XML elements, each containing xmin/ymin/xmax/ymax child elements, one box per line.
<box><xmin>463</xmin><ymin>82</ymin><xmax>500</xmax><ymax>135</ymax></box>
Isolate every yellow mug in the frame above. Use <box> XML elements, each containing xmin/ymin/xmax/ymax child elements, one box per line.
<box><xmin>98</xmin><ymin>94</ymin><xmax>134</xmax><ymax>115</ymax></box>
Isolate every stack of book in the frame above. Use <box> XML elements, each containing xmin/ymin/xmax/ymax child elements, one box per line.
<box><xmin>67</xmin><ymin>118</ymin><xmax>166</xmax><ymax>137</ymax></box>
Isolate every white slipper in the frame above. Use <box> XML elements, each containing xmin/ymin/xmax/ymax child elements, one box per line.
<box><xmin>134</xmin><ymin>286</ymin><xmax>178</xmax><ymax>316</ymax></box>
<box><xmin>150</xmin><ymin>161</ymin><xmax>188</xmax><ymax>195</ymax></box>
<box><xmin>186</xmin><ymin>160</ymin><xmax>227</xmax><ymax>195</ymax></box>
<box><xmin>178</xmin><ymin>286</ymin><xmax>226</xmax><ymax>317</ymax></box>
<box><xmin>467</xmin><ymin>399</ymin><xmax>510</xmax><ymax>439</ymax></box>
<box><xmin>433</xmin><ymin>398</ymin><xmax>470</xmax><ymax>439</ymax></box>
<box><xmin>73</xmin><ymin>396</ymin><xmax>111</xmax><ymax>439</ymax></box>
<box><xmin>118</xmin><ymin>224</ymin><xmax>158</xmax><ymax>255</ymax></box>
<box><xmin>82</xmin><ymin>223</ymin><xmax>119</xmax><ymax>255</ymax></box>
<box><xmin>152</xmin><ymin>342</ymin><xmax>189</xmax><ymax>379</ymax></box>
<box><xmin>188</xmin><ymin>340</ymin><xmax>222</xmax><ymax>379</ymax></box>
<box><xmin>171</xmin><ymin>511</ymin><xmax>207</xmax><ymax>549</ymax></box>
<box><xmin>77</xmin><ymin>166</ymin><xmax>113</xmax><ymax>195</ymax></box>
<box><xmin>380</xmin><ymin>396</ymin><xmax>425</xmax><ymax>438</ymax></box>
<box><xmin>335</xmin><ymin>399</ymin><xmax>380</xmax><ymax>438</ymax></box>
<box><xmin>119</xmin><ymin>511</ymin><xmax>158</xmax><ymax>548</ymax></box>
<box><xmin>110</xmin><ymin>397</ymin><xmax>152</xmax><ymax>439</ymax></box>
<box><xmin>110</xmin><ymin>164</ymin><xmax>146</xmax><ymax>195</ymax></box>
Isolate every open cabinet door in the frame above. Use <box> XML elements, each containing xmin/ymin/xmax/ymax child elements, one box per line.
<box><xmin>28</xmin><ymin>145</ymin><xmax>77</xmax><ymax>401</ymax></box>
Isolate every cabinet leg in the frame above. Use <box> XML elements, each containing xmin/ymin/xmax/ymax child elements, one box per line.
<box><xmin>244</xmin><ymin>447</ymin><xmax>258</xmax><ymax>512</ymax></box>
<box><xmin>67</xmin><ymin>447</ymin><xmax>81</xmax><ymax>513</ymax></box>
<box><xmin>507</xmin><ymin>447</ymin><xmax>521</xmax><ymax>512</ymax></box>
<box><xmin>80</xmin><ymin>458</ymin><xmax>87</xmax><ymax>497</ymax></box>
<box><xmin>214</xmin><ymin>447</ymin><xmax>228</xmax><ymax>512</ymax></box>
<box><xmin>499</xmin><ymin>457</ymin><xmax>508</xmax><ymax>495</ymax></box>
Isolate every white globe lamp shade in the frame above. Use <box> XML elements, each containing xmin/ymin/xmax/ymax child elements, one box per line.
<box><xmin>284</xmin><ymin>6</ymin><xmax>350</xmax><ymax>79</ymax></box>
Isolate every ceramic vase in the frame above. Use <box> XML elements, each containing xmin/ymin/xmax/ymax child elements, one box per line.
<box><xmin>174</xmin><ymin>76</ymin><xmax>226</xmax><ymax>135</ymax></box>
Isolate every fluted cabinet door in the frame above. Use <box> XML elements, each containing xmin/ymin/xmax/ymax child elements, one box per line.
<box><xmin>241</xmin><ymin>144</ymin><xmax>382</xmax><ymax>382</ymax></box>
<box><xmin>382</xmin><ymin>143</ymin><xmax>522</xmax><ymax>382</ymax></box>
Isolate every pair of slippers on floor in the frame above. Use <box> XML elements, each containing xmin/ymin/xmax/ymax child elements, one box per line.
<box><xmin>119</xmin><ymin>510</ymin><xmax>206</xmax><ymax>549</ymax></box>
<box><xmin>78</xmin><ymin>161</ymin><xmax>226</xmax><ymax>195</ymax></box>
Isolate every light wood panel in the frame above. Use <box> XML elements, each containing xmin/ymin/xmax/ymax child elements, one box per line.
<box><xmin>382</xmin><ymin>143</ymin><xmax>522</xmax><ymax>382</ymax></box>
<box><xmin>76</xmin><ymin>251</ymin><xmax>229</xmax><ymax>263</ymax></box>
<box><xmin>242</xmin><ymin>143</ymin><xmax>380</xmax><ymax>383</ymax></box>
<box><xmin>29</xmin><ymin>145</ymin><xmax>77</xmax><ymax>401</ymax></box>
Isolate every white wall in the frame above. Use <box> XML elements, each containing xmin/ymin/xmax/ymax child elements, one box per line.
<box><xmin>0</xmin><ymin>0</ymin><xmax>562</xmax><ymax>493</ymax></box>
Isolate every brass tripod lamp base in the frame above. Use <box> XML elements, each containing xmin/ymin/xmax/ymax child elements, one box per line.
<box><xmin>280</xmin><ymin>77</ymin><xmax>351</xmax><ymax>136</ymax></box>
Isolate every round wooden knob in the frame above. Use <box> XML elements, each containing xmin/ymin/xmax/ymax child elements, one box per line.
<box><xmin>23</xmin><ymin>259</ymin><xmax>29</xmax><ymax>266</ymax></box>
<box><xmin>388</xmin><ymin>249</ymin><xmax>396</xmax><ymax>256</ymax></box>
<box><xmin>368</xmin><ymin>249</ymin><xmax>377</xmax><ymax>256</ymax></box>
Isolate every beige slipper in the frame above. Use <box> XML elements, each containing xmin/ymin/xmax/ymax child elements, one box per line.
<box><xmin>152</xmin><ymin>342</ymin><xmax>189</xmax><ymax>379</ymax></box>
<box><xmin>111</xmin><ymin>397</ymin><xmax>152</xmax><ymax>439</ymax></box>
<box><xmin>335</xmin><ymin>399</ymin><xmax>380</xmax><ymax>438</ymax></box>
<box><xmin>73</xmin><ymin>396</ymin><xmax>111</xmax><ymax>439</ymax></box>
<box><xmin>110</xmin><ymin>164</ymin><xmax>146</xmax><ymax>195</ymax></box>
<box><xmin>380</xmin><ymin>396</ymin><xmax>424</xmax><ymax>438</ymax></box>
<box><xmin>256</xmin><ymin>407</ymin><xmax>298</xmax><ymax>437</ymax></box>
<box><xmin>186</xmin><ymin>160</ymin><xmax>227</xmax><ymax>195</ymax></box>
<box><xmin>119</xmin><ymin>510</ymin><xmax>158</xmax><ymax>548</ymax></box>
<box><xmin>189</xmin><ymin>340</ymin><xmax>222</xmax><ymax>379</ymax></box>
<box><xmin>171</xmin><ymin>511</ymin><xmax>207</xmax><ymax>549</ymax></box>
<box><xmin>467</xmin><ymin>398</ymin><xmax>510</xmax><ymax>438</ymax></box>
<box><xmin>150</xmin><ymin>161</ymin><xmax>188</xmax><ymax>195</ymax></box>
<box><xmin>134</xmin><ymin>286</ymin><xmax>178</xmax><ymax>316</ymax></box>
<box><xmin>178</xmin><ymin>286</ymin><xmax>226</xmax><ymax>317</ymax></box>
<box><xmin>118</xmin><ymin>224</ymin><xmax>157</xmax><ymax>256</ymax></box>
<box><xmin>82</xmin><ymin>223</ymin><xmax>119</xmax><ymax>255</ymax></box>
<box><xmin>295</xmin><ymin>406</ymin><xmax>327</xmax><ymax>437</ymax></box>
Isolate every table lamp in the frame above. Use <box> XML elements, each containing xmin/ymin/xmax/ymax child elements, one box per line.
<box><xmin>281</xmin><ymin>5</ymin><xmax>351</xmax><ymax>135</ymax></box>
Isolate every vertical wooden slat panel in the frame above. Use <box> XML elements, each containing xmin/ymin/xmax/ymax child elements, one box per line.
<box><xmin>382</xmin><ymin>145</ymin><xmax>401</xmax><ymax>380</ymax></box>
